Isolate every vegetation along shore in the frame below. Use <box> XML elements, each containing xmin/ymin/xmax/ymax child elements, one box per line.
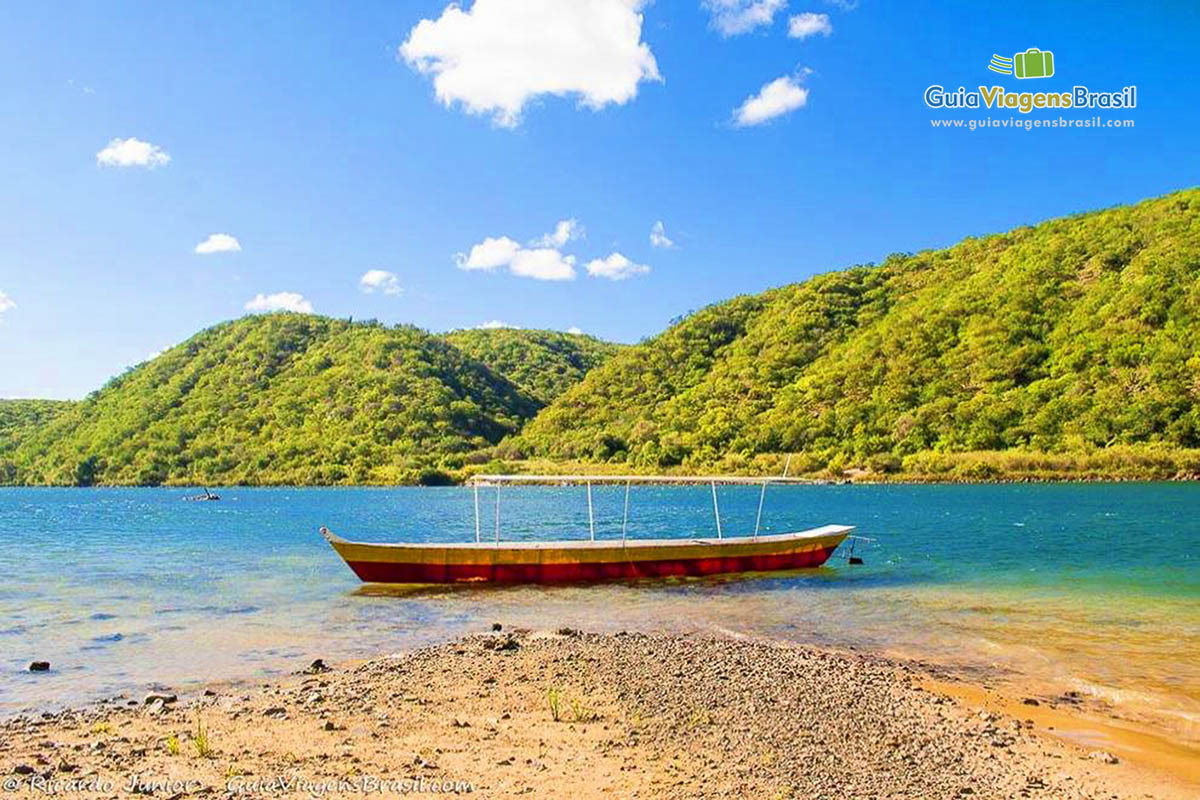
<box><xmin>5</xmin><ymin>630</ymin><xmax>1197</xmax><ymax>799</ymax></box>
<box><xmin>3</xmin><ymin>188</ymin><xmax>1200</xmax><ymax>486</ymax></box>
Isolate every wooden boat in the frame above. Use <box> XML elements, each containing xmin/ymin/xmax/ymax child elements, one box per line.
<box><xmin>321</xmin><ymin>474</ymin><xmax>855</xmax><ymax>585</ymax></box>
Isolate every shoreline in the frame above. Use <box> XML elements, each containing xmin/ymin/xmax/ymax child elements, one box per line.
<box><xmin>4</xmin><ymin>474</ymin><xmax>1200</xmax><ymax>488</ymax></box>
<box><xmin>4</xmin><ymin>631</ymin><xmax>1197</xmax><ymax>799</ymax></box>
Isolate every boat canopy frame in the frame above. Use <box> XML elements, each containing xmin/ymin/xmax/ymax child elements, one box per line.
<box><xmin>466</xmin><ymin>467</ymin><xmax>814</xmax><ymax>546</ymax></box>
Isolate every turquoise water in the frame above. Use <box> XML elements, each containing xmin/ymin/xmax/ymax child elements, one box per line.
<box><xmin>1</xmin><ymin>484</ymin><xmax>1197</xmax><ymax>739</ymax></box>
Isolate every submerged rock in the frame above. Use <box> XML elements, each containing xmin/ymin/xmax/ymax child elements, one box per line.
<box><xmin>28</xmin><ymin>661</ymin><xmax>50</xmax><ymax>672</ymax></box>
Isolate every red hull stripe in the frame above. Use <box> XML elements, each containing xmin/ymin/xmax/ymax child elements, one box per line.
<box><xmin>344</xmin><ymin>545</ymin><xmax>839</xmax><ymax>584</ymax></box>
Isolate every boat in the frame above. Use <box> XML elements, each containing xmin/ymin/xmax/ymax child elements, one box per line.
<box><xmin>321</xmin><ymin>474</ymin><xmax>856</xmax><ymax>585</ymax></box>
<box><xmin>186</xmin><ymin>488</ymin><xmax>220</xmax><ymax>501</ymax></box>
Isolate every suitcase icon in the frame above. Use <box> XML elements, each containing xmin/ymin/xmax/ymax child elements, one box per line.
<box><xmin>1013</xmin><ymin>48</ymin><xmax>1054</xmax><ymax>79</ymax></box>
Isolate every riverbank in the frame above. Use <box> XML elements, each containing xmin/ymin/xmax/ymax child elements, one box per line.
<box><xmin>7</xmin><ymin>445</ymin><xmax>1200</xmax><ymax>487</ymax></box>
<box><xmin>4</xmin><ymin>631</ymin><xmax>1196</xmax><ymax>799</ymax></box>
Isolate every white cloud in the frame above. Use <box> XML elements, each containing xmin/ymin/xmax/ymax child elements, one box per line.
<box><xmin>510</xmin><ymin>248</ymin><xmax>577</xmax><ymax>281</ymax></box>
<box><xmin>399</xmin><ymin>0</ymin><xmax>661</xmax><ymax>127</ymax></box>
<box><xmin>586</xmin><ymin>252</ymin><xmax>650</xmax><ymax>280</ymax></box>
<box><xmin>456</xmin><ymin>221</ymin><xmax>582</xmax><ymax>280</ymax></box>
<box><xmin>566</xmin><ymin>326</ymin><xmax>584</xmax><ymax>335</ymax></box>
<box><xmin>456</xmin><ymin>236</ymin><xmax>522</xmax><ymax>271</ymax></box>
<box><xmin>96</xmin><ymin>137</ymin><xmax>171</xmax><ymax>168</ymax></box>
<box><xmin>244</xmin><ymin>292</ymin><xmax>314</xmax><ymax>314</ymax></box>
<box><xmin>478</xmin><ymin>319</ymin><xmax>512</xmax><ymax>329</ymax></box>
<box><xmin>703</xmin><ymin>0</ymin><xmax>786</xmax><ymax>36</ymax></box>
<box><xmin>0</xmin><ymin>291</ymin><xmax>14</xmax><ymax>314</ymax></box>
<box><xmin>787</xmin><ymin>12</ymin><xmax>832</xmax><ymax>38</ymax></box>
<box><xmin>649</xmin><ymin>220</ymin><xmax>675</xmax><ymax>248</ymax></box>
<box><xmin>359</xmin><ymin>269</ymin><xmax>403</xmax><ymax>296</ymax></box>
<box><xmin>194</xmin><ymin>233</ymin><xmax>241</xmax><ymax>254</ymax></box>
<box><xmin>733</xmin><ymin>75</ymin><xmax>809</xmax><ymax>126</ymax></box>
<box><xmin>533</xmin><ymin>218</ymin><xmax>584</xmax><ymax>248</ymax></box>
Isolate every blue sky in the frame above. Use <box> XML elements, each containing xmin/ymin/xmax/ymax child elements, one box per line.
<box><xmin>1</xmin><ymin>0</ymin><xmax>1196</xmax><ymax>399</ymax></box>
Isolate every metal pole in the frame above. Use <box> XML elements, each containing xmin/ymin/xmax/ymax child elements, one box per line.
<box><xmin>711</xmin><ymin>480</ymin><xmax>722</xmax><ymax>539</ymax></box>
<box><xmin>753</xmin><ymin>479</ymin><xmax>767</xmax><ymax>540</ymax></box>
<box><xmin>783</xmin><ymin>453</ymin><xmax>792</xmax><ymax>478</ymax></box>
<box><xmin>473</xmin><ymin>482</ymin><xmax>481</xmax><ymax>543</ymax></box>
<box><xmin>621</xmin><ymin>480</ymin><xmax>630</xmax><ymax>543</ymax></box>
<box><xmin>587</xmin><ymin>481</ymin><xmax>595</xmax><ymax>541</ymax></box>
<box><xmin>494</xmin><ymin>484</ymin><xmax>501</xmax><ymax>543</ymax></box>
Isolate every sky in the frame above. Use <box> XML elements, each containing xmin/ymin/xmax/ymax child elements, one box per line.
<box><xmin>0</xmin><ymin>0</ymin><xmax>1197</xmax><ymax>399</ymax></box>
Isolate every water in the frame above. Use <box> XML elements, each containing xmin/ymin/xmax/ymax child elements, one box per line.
<box><xmin>1</xmin><ymin>484</ymin><xmax>1197</xmax><ymax>743</ymax></box>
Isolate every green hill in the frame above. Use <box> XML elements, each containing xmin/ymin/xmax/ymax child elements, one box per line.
<box><xmin>0</xmin><ymin>399</ymin><xmax>74</xmax><ymax>436</ymax></box>
<box><xmin>518</xmin><ymin>189</ymin><xmax>1200</xmax><ymax>477</ymax></box>
<box><xmin>2</xmin><ymin>315</ymin><xmax>548</xmax><ymax>486</ymax></box>
<box><xmin>444</xmin><ymin>328</ymin><xmax>623</xmax><ymax>404</ymax></box>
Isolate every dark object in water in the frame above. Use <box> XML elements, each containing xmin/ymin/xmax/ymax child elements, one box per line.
<box><xmin>187</xmin><ymin>488</ymin><xmax>220</xmax><ymax>501</ymax></box>
<box><xmin>29</xmin><ymin>661</ymin><xmax>50</xmax><ymax>672</ymax></box>
<box><xmin>848</xmin><ymin>556</ymin><xmax>864</xmax><ymax>565</ymax></box>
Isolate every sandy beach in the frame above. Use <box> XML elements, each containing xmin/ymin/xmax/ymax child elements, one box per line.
<box><xmin>3</xmin><ymin>629</ymin><xmax>1197</xmax><ymax>799</ymax></box>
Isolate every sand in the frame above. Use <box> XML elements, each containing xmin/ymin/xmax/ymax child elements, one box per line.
<box><xmin>3</xmin><ymin>630</ymin><xmax>1197</xmax><ymax>799</ymax></box>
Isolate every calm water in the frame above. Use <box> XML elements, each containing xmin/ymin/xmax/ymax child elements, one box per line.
<box><xmin>1</xmin><ymin>485</ymin><xmax>1197</xmax><ymax>740</ymax></box>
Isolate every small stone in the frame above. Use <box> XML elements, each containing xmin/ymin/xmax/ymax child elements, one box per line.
<box><xmin>491</xmin><ymin>623</ymin><xmax>503</xmax><ymax>632</ymax></box>
<box><xmin>263</xmin><ymin>707</ymin><xmax>287</xmax><ymax>719</ymax></box>
<box><xmin>1088</xmin><ymin>750</ymin><xmax>1119</xmax><ymax>765</ymax></box>
<box><xmin>143</xmin><ymin>692</ymin><xmax>176</xmax><ymax>705</ymax></box>
<box><xmin>28</xmin><ymin>661</ymin><xmax>50</xmax><ymax>672</ymax></box>
<box><xmin>1022</xmin><ymin>697</ymin><xmax>1040</xmax><ymax>706</ymax></box>
<box><xmin>322</xmin><ymin>721</ymin><xmax>336</xmax><ymax>731</ymax></box>
<box><xmin>13</xmin><ymin>764</ymin><xmax>35</xmax><ymax>775</ymax></box>
<box><xmin>306</xmin><ymin>659</ymin><xmax>330</xmax><ymax>674</ymax></box>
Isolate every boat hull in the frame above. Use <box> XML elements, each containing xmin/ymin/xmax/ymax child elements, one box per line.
<box><xmin>320</xmin><ymin>525</ymin><xmax>852</xmax><ymax>585</ymax></box>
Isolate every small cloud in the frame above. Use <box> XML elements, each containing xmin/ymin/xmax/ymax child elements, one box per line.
<box><xmin>649</xmin><ymin>220</ymin><xmax>675</xmax><ymax>249</ymax></box>
<box><xmin>194</xmin><ymin>233</ymin><xmax>241</xmax><ymax>254</ymax></box>
<box><xmin>702</xmin><ymin>0</ymin><xmax>786</xmax><ymax>36</ymax></box>
<box><xmin>825</xmin><ymin>0</ymin><xmax>858</xmax><ymax>10</ymax></box>
<box><xmin>456</xmin><ymin>236</ymin><xmax>522</xmax><ymax>272</ymax></box>
<box><xmin>510</xmin><ymin>248</ymin><xmax>577</xmax><ymax>281</ymax></box>
<box><xmin>456</xmin><ymin>225</ymin><xmax>578</xmax><ymax>281</ymax></box>
<box><xmin>532</xmin><ymin>219</ymin><xmax>584</xmax><ymax>248</ymax></box>
<box><xmin>0</xmin><ymin>291</ymin><xmax>15</xmax><ymax>314</ymax></box>
<box><xmin>734</xmin><ymin>75</ymin><xmax>809</xmax><ymax>127</ymax></box>
<box><xmin>586</xmin><ymin>252</ymin><xmax>650</xmax><ymax>280</ymax></box>
<box><xmin>566</xmin><ymin>326</ymin><xmax>584</xmax><ymax>335</ymax></box>
<box><xmin>787</xmin><ymin>12</ymin><xmax>832</xmax><ymax>39</ymax></box>
<box><xmin>244</xmin><ymin>292</ymin><xmax>314</xmax><ymax>314</ymax></box>
<box><xmin>96</xmin><ymin>137</ymin><xmax>171</xmax><ymax>168</ymax></box>
<box><xmin>478</xmin><ymin>319</ymin><xmax>512</xmax><ymax>329</ymax></box>
<box><xmin>359</xmin><ymin>269</ymin><xmax>403</xmax><ymax>296</ymax></box>
<box><xmin>399</xmin><ymin>0</ymin><xmax>661</xmax><ymax>128</ymax></box>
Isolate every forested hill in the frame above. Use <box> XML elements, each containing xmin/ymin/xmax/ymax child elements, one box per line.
<box><xmin>444</xmin><ymin>328</ymin><xmax>622</xmax><ymax>404</ymax></box>
<box><xmin>0</xmin><ymin>316</ymin><xmax>612</xmax><ymax>486</ymax></box>
<box><xmin>518</xmin><ymin>188</ymin><xmax>1200</xmax><ymax>475</ymax></box>
<box><xmin>0</xmin><ymin>400</ymin><xmax>74</xmax><ymax>442</ymax></box>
